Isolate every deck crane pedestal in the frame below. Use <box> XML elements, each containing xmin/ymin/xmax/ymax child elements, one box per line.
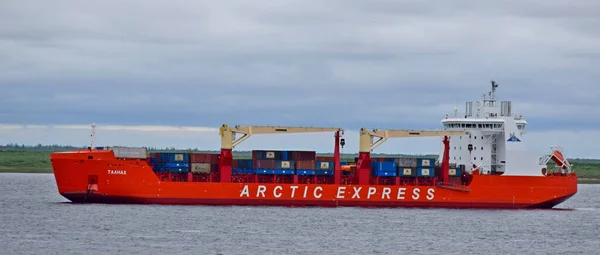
<box><xmin>219</xmin><ymin>124</ymin><xmax>344</xmax><ymax>183</ymax></box>
<box><xmin>357</xmin><ymin>128</ymin><xmax>469</xmax><ymax>185</ymax></box>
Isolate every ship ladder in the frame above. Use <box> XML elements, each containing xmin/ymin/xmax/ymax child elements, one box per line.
<box><xmin>436</xmin><ymin>182</ymin><xmax>471</xmax><ymax>192</ymax></box>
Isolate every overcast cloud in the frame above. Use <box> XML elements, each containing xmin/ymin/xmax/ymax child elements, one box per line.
<box><xmin>1</xmin><ymin>1</ymin><xmax>599</xmax><ymax>157</ymax></box>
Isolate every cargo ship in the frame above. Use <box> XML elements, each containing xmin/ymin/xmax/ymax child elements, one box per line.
<box><xmin>50</xmin><ymin>81</ymin><xmax>577</xmax><ymax>209</ymax></box>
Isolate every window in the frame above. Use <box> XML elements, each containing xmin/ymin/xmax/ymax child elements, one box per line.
<box><xmin>481</xmin><ymin>157</ymin><xmax>483</xmax><ymax>160</ymax></box>
<box><xmin>469</xmin><ymin>134</ymin><xmax>472</xmax><ymax>138</ymax></box>
<box><xmin>454</xmin><ymin>157</ymin><xmax>456</xmax><ymax>160</ymax></box>
<box><xmin>459</xmin><ymin>157</ymin><xmax>462</xmax><ymax>160</ymax></box>
<box><xmin>474</xmin><ymin>157</ymin><xmax>476</xmax><ymax>160</ymax></box>
<box><xmin>481</xmin><ymin>147</ymin><xmax>484</xmax><ymax>150</ymax></box>
<box><xmin>454</xmin><ymin>146</ymin><xmax>456</xmax><ymax>150</ymax></box>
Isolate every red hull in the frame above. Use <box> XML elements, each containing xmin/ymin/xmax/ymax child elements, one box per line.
<box><xmin>51</xmin><ymin>150</ymin><xmax>578</xmax><ymax>209</ymax></box>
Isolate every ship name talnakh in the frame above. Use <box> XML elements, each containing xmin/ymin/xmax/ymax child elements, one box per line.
<box><xmin>50</xmin><ymin>81</ymin><xmax>577</xmax><ymax>209</ymax></box>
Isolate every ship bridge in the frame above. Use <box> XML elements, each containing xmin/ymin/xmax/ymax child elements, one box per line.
<box><xmin>438</xmin><ymin>81</ymin><xmax>561</xmax><ymax>177</ymax></box>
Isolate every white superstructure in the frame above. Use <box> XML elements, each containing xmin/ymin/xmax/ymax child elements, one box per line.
<box><xmin>438</xmin><ymin>81</ymin><xmax>569</xmax><ymax>176</ymax></box>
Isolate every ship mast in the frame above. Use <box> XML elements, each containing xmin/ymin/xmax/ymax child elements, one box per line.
<box><xmin>90</xmin><ymin>123</ymin><xmax>96</xmax><ymax>149</ymax></box>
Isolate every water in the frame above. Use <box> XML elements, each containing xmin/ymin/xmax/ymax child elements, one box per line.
<box><xmin>1</xmin><ymin>173</ymin><xmax>599</xmax><ymax>254</ymax></box>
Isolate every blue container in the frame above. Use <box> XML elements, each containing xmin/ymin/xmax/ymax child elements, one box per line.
<box><xmin>314</xmin><ymin>170</ymin><xmax>333</xmax><ymax>175</ymax></box>
<box><xmin>256</xmin><ymin>169</ymin><xmax>276</xmax><ymax>175</ymax></box>
<box><xmin>159</xmin><ymin>152</ymin><xmax>189</xmax><ymax>162</ymax></box>
<box><xmin>236</xmin><ymin>159</ymin><xmax>253</xmax><ymax>169</ymax></box>
<box><xmin>153</xmin><ymin>162</ymin><xmax>165</xmax><ymax>172</ymax></box>
<box><xmin>371</xmin><ymin>162</ymin><xmax>397</xmax><ymax>172</ymax></box>
<box><xmin>296</xmin><ymin>170</ymin><xmax>315</xmax><ymax>175</ymax></box>
<box><xmin>373</xmin><ymin>171</ymin><xmax>397</xmax><ymax>177</ymax></box>
<box><xmin>417</xmin><ymin>158</ymin><xmax>435</xmax><ymax>167</ymax></box>
<box><xmin>232</xmin><ymin>168</ymin><xmax>257</xmax><ymax>174</ymax></box>
<box><xmin>449</xmin><ymin>167</ymin><xmax>462</xmax><ymax>177</ymax></box>
<box><xmin>398</xmin><ymin>167</ymin><xmax>415</xmax><ymax>176</ymax></box>
<box><xmin>95</xmin><ymin>147</ymin><xmax>105</xmax><ymax>150</ymax></box>
<box><xmin>282</xmin><ymin>151</ymin><xmax>289</xmax><ymax>161</ymax></box>
<box><xmin>168</xmin><ymin>167</ymin><xmax>189</xmax><ymax>173</ymax></box>
<box><xmin>164</xmin><ymin>162</ymin><xmax>189</xmax><ymax>168</ymax></box>
<box><xmin>273</xmin><ymin>169</ymin><xmax>295</xmax><ymax>175</ymax></box>
<box><xmin>417</xmin><ymin>167</ymin><xmax>434</xmax><ymax>177</ymax></box>
<box><xmin>341</xmin><ymin>162</ymin><xmax>350</xmax><ymax>166</ymax></box>
<box><xmin>315</xmin><ymin>161</ymin><xmax>334</xmax><ymax>170</ymax></box>
<box><xmin>276</xmin><ymin>160</ymin><xmax>295</xmax><ymax>169</ymax></box>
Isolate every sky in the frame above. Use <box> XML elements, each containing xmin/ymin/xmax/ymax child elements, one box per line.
<box><xmin>1</xmin><ymin>1</ymin><xmax>599</xmax><ymax>158</ymax></box>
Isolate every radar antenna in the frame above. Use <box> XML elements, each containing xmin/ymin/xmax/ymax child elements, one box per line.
<box><xmin>490</xmin><ymin>80</ymin><xmax>498</xmax><ymax>100</ymax></box>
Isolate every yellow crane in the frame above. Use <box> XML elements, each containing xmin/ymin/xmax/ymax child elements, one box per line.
<box><xmin>218</xmin><ymin>124</ymin><xmax>344</xmax><ymax>183</ymax></box>
<box><xmin>356</xmin><ymin>128</ymin><xmax>470</xmax><ymax>185</ymax></box>
<box><xmin>359</xmin><ymin>128</ymin><xmax>469</xmax><ymax>153</ymax></box>
<box><xmin>219</xmin><ymin>124</ymin><xmax>344</xmax><ymax>149</ymax></box>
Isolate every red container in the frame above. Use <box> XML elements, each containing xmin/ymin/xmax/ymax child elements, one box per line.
<box><xmin>316</xmin><ymin>156</ymin><xmax>334</xmax><ymax>161</ymax></box>
<box><xmin>253</xmin><ymin>159</ymin><xmax>277</xmax><ymax>169</ymax></box>
<box><xmin>190</xmin><ymin>153</ymin><xmax>220</xmax><ymax>163</ymax></box>
<box><xmin>295</xmin><ymin>160</ymin><xmax>316</xmax><ymax>170</ymax></box>
<box><xmin>291</xmin><ymin>151</ymin><xmax>316</xmax><ymax>161</ymax></box>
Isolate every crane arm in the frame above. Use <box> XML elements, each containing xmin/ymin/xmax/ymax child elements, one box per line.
<box><xmin>359</xmin><ymin>128</ymin><xmax>469</xmax><ymax>152</ymax></box>
<box><xmin>220</xmin><ymin>124</ymin><xmax>343</xmax><ymax>149</ymax></box>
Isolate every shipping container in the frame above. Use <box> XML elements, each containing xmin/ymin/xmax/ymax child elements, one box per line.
<box><xmin>316</xmin><ymin>161</ymin><xmax>334</xmax><ymax>170</ymax></box>
<box><xmin>253</xmin><ymin>159</ymin><xmax>277</xmax><ymax>169</ymax></box>
<box><xmin>190</xmin><ymin>153</ymin><xmax>220</xmax><ymax>163</ymax></box>
<box><xmin>108</xmin><ymin>146</ymin><xmax>148</xmax><ymax>159</ymax></box>
<box><xmin>273</xmin><ymin>169</ymin><xmax>295</xmax><ymax>175</ymax></box>
<box><xmin>373</xmin><ymin>171</ymin><xmax>397</xmax><ymax>177</ymax></box>
<box><xmin>314</xmin><ymin>170</ymin><xmax>333</xmax><ymax>176</ymax></box>
<box><xmin>157</xmin><ymin>152</ymin><xmax>189</xmax><ymax>162</ymax></box>
<box><xmin>168</xmin><ymin>167</ymin><xmax>189</xmax><ymax>173</ymax></box>
<box><xmin>295</xmin><ymin>160</ymin><xmax>316</xmax><ymax>170</ymax></box>
<box><xmin>449</xmin><ymin>167</ymin><xmax>462</xmax><ymax>177</ymax></box>
<box><xmin>276</xmin><ymin>160</ymin><xmax>295</xmax><ymax>169</ymax></box>
<box><xmin>234</xmin><ymin>159</ymin><xmax>253</xmax><ymax>169</ymax></box>
<box><xmin>210</xmin><ymin>163</ymin><xmax>219</xmax><ymax>173</ymax></box>
<box><xmin>394</xmin><ymin>157</ymin><xmax>417</xmax><ymax>167</ymax></box>
<box><xmin>316</xmin><ymin>156</ymin><xmax>335</xmax><ymax>161</ymax></box>
<box><xmin>191</xmin><ymin>163</ymin><xmax>211</xmax><ymax>174</ymax></box>
<box><xmin>417</xmin><ymin>167</ymin><xmax>434</xmax><ymax>177</ymax></box>
<box><xmin>153</xmin><ymin>162</ymin><xmax>165</xmax><ymax>172</ymax></box>
<box><xmin>282</xmin><ymin>151</ymin><xmax>289</xmax><ymax>161</ymax></box>
<box><xmin>371</xmin><ymin>162</ymin><xmax>397</xmax><ymax>172</ymax></box>
<box><xmin>296</xmin><ymin>170</ymin><xmax>315</xmax><ymax>175</ymax></box>
<box><xmin>417</xmin><ymin>158</ymin><xmax>435</xmax><ymax>167</ymax></box>
<box><xmin>253</xmin><ymin>150</ymin><xmax>282</xmax><ymax>160</ymax></box>
<box><xmin>291</xmin><ymin>151</ymin><xmax>316</xmax><ymax>161</ymax></box>
<box><xmin>232</xmin><ymin>169</ymin><xmax>257</xmax><ymax>174</ymax></box>
<box><xmin>399</xmin><ymin>167</ymin><xmax>416</xmax><ymax>177</ymax></box>
<box><xmin>256</xmin><ymin>169</ymin><xmax>276</xmax><ymax>175</ymax></box>
<box><xmin>165</xmin><ymin>162</ymin><xmax>189</xmax><ymax>168</ymax></box>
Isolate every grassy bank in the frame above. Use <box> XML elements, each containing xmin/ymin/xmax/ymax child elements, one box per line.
<box><xmin>1</xmin><ymin>151</ymin><xmax>599</xmax><ymax>184</ymax></box>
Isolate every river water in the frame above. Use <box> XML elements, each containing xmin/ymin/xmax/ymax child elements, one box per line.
<box><xmin>1</xmin><ymin>173</ymin><xmax>598</xmax><ymax>254</ymax></box>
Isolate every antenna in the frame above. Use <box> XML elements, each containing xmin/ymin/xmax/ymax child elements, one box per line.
<box><xmin>490</xmin><ymin>80</ymin><xmax>498</xmax><ymax>100</ymax></box>
<box><xmin>90</xmin><ymin>123</ymin><xmax>96</xmax><ymax>149</ymax></box>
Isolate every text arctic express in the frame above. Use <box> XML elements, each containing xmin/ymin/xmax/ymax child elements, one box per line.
<box><xmin>239</xmin><ymin>185</ymin><xmax>436</xmax><ymax>200</ymax></box>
